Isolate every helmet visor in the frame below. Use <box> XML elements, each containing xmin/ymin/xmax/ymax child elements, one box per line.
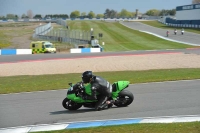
<box><xmin>82</xmin><ymin>76</ymin><xmax>90</xmax><ymax>83</ymax></box>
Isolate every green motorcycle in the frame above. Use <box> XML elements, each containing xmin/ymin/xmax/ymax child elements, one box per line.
<box><xmin>62</xmin><ymin>81</ymin><xmax>134</xmax><ymax>110</ymax></box>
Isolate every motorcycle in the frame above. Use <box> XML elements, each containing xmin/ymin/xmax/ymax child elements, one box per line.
<box><xmin>166</xmin><ymin>31</ymin><xmax>169</xmax><ymax>37</ymax></box>
<box><xmin>174</xmin><ymin>31</ymin><xmax>177</xmax><ymax>35</ymax></box>
<box><xmin>62</xmin><ymin>81</ymin><xmax>134</xmax><ymax>110</ymax></box>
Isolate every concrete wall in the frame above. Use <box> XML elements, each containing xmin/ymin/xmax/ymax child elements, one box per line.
<box><xmin>176</xmin><ymin>3</ymin><xmax>200</xmax><ymax>21</ymax></box>
<box><xmin>176</xmin><ymin>9</ymin><xmax>200</xmax><ymax>20</ymax></box>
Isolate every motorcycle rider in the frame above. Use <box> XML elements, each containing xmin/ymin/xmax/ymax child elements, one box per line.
<box><xmin>80</xmin><ymin>71</ymin><xmax>114</xmax><ymax>111</ymax></box>
<box><xmin>181</xmin><ymin>28</ymin><xmax>184</xmax><ymax>35</ymax></box>
<box><xmin>174</xmin><ymin>29</ymin><xmax>177</xmax><ymax>35</ymax></box>
<box><xmin>166</xmin><ymin>30</ymin><xmax>169</xmax><ymax>37</ymax></box>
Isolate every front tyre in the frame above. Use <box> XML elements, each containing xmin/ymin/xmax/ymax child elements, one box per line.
<box><xmin>114</xmin><ymin>90</ymin><xmax>134</xmax><ymax>107</ymax></box>
<box><xmin>62</xmin><ymin>98</ymin><xmax>82</xmax><ymax>110</ymax></box>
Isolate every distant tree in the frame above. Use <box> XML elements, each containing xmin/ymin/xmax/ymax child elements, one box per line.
<box><xmin>27</xmin><ymin>10</ymin><xmax>33</xmax><ymax>19</ymax></box>
<box><xmin>44</xmin><ymin>14</ymin><xmax>51</xmax><ymax>19</ymax></box>
<box><xmin>192</xmin><ymin>0</ymin><xmax>200</xmax><ymax>4</ymax></box>
<box><xmin>80</xmin><ymin>12</ymin><xmax>87</xmax><ymax>19</ymax></box>
<box><xmin>49</xmin><ymin>14</ymin><xmax>53</xmax><ymax>18</ymax></box>
<box><xmin>104</xmin><ymin>8</ymin><xmax>111</xmax><ymax>18</ymax></box>
<box><xmin>0</xmin><ymin>16</ymin><xmax>5</xmax><ymax>20</ymax></box>
<box><xmin>159</xmin><ymin>9</ymin><xmax>167</xmax><ymax>16</ymax></box>
<box><xmin>6</xmin><ymin>14</ymin><xmax>16</xmax><ymax>19</ymax></box>
<box><xmin>159</xmin><ymin>9</ymin><xmax>176</xmax><ymax>16</ymax></box>
<box><xmin>70</xmin><ymin>10</ymin><xmax>80</xmax><ymax>18</ymax></box>
<box><xmin>131</xmin><ymin>12</ymin><xmax>136</xmax><ymax>17</ymax></box>
<box><xmin>81</xmin><ymin>12</ymin><xmax>86</xmax><ymax>16</ymax></box>
<box><xmin>50</xmin><ymin>14</ymin><xmax>68</xmax><ymax>19</ymax></box>
<box><xmin>15</xmin><ymin>15</ymin><xmax>18</xmax><ymax>19</ymax></box>
<box><xmin>168</xmin><ymin>9</ymin><xmax>176</xmax><ymax>16</ymax></box>
<box><xmin>21</xmin><ymin>13</ymin><xmax>28</xmax><ymax>18</ymax></box>
<box><xmin>145</xmin><ymin>9</ymin><xmax>160</xmax><ymax>16</ymax></box>
<box><xmin>110</xmin><ymin>9</ymin><xmax>118</xmax><ymax>18</ymax></box>
<box><xmin>60</xmin><ymin>14</ymin><xmax>69</xmax><ymax>19</ymax></box>
<box><xmin>52</xmin><ymin>14</ymin><xmax>59</xmax><ymax>19</ymax></box>
<box><xmin>96</xmin><ymin>14</ymin><xmax>104</xmax><ymax>18</ymax></box>
<box><xmin>116</xmin><ymin>12</ymin><xmax>121</xmax><ymax>18</ymax></box>
<box><xmin>33</xmin><ymin>14</ymin><xmax>42</xmax><ymax>19</ymax></box>
<box><xmin>120</xmin><ymin>9</ymin><xmax>132</xmax><ymax>18</ymax></box>
<box><xmin>103</xmin><ymin>9</ymin><xmax>117</xmax><ymax>18</ymax></box>
<box><xmin>88</xmin><ymin>11</ymin><xmax>95</xmax><ymax>18</ymax></box>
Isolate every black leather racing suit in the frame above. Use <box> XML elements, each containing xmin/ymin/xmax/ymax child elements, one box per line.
<box><xmin>85</xmin><ymin>76</ymin><xmax>112</xmax><ymax>110</ymax></box>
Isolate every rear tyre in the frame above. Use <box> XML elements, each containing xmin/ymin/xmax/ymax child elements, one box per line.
<box><xmin>114</xmin><ymin>90</ymin><xmax>134</xmax><ymax>107</ymax></box>
<box><xmin>62</xmin><ymin>98</ymin><xmax>82</xmax><ymax>110</ymax></box>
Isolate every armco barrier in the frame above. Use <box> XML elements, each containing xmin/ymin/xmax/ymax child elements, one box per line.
<box><xmin>0</xmin><ymin>49</ymin><xmax>32</xmax><ymax>55</ymax></box>
<box><xmin>70</xmin><ymin>48</ymin><xmax>102</xmax><ymax>53</ymax></box>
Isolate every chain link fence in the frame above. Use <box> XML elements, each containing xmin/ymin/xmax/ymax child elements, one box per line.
<box><xmin>32</xmin><ymin>20</ymin><xmax>92</xmax><ymax>48</ymax></box>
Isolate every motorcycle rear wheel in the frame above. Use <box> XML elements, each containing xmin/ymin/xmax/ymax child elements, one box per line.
<box><xmin>114</xmin><ymin>90</ymin><xmax>134</xmax><ymax>107</ymax></box>
<box><xmin>62</xmin><ymin>98</ymin><xmax>82</xmax><ymax>110</ymax></box>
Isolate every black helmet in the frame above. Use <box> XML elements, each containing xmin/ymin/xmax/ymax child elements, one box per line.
<box><xmin>82</xmin><ymin>71</ymin><xmax>93</xmax><ymax>83</ymax></box>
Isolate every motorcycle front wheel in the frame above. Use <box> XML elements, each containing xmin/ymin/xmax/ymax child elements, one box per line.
<box><xmin>62</xmin><ymin>98</ymin><xmax>82</xmax><ymax>110</ymax></box>
<box><xmin>114</xmin><ymin>90</ymin><xmax>134</xmax><ymax>107</ymax></box>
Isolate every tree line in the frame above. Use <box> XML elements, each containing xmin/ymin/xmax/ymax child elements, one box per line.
<box><xmin>1</xmin><ymin>0</ymin><xmax>199</xmax><ymax>20</ymax></box>
<box><xmin>0</xmin><ymin>8</ymin><xmax>177</xmax><ymax>20</ymax></box>
<box><xmin>3</xmin><ymin>0</ymin><xmax>200</xmax><ymax>20</ymax></box>
<box><xmin>192</xmin><ymin>0</ymin><xmax>200</xmax><ymax>4</ymax></box>
<box><xmin>69</xmin><ymin>8</ymin><xmax>176</xmax><ymax>18</ymax></box>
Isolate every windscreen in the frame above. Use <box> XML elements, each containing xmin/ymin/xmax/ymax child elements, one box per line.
<box><xmin>44</xmin><ymin>43</ymin><xmax>54</xmax><ymax>48</ymax></box>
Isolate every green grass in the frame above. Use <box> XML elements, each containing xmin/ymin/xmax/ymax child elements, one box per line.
<box><xmin>0</xmin><ymin>22</ymin><xmax>70</xmax><ymax>48</ymax></box>
<box><xmin>66</xmin><ymin>20</ymin><xmax>197</xmax><ymax>51</ymax></box>
<box><xmin>1</xmin><ymin>21</ymin><xmax>199</xmax><ymax>49</ymax></box>
<box><xmin>0</xmin><ymin>31</ymin><xmax>10</xmax><ymax>48</ymax></box>
<box><xmin>1</xmin><ymin>68</ymin><xmax>200</xmax><ymax>94</ymax></box>
<box><xmin>0</xmin><ymin>22</ymin><xmax>37</xmax><ymax>48</ymax></box>
<box><xmin>139</xmin><ymin>20</ymin><xmax>200</xmax><ymax>34</ymax></box>
<box><xmin>35</xmin><ymin>122</ymin><xmax>200</xmax><ymax>133</ymax></box>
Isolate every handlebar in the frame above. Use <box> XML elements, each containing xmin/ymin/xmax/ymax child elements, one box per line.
<box><xmin>68</xmin><ymin>81</ymin><xmax>85</xmax><ymax>91</ymax></box>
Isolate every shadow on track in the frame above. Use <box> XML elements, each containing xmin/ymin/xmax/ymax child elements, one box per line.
<box><xmin>50</xmin><ymin>106</ymin><xmax>122</xmax><ymax>115</ymax></box>
<box><xmin>50</xmin><ymin>108</ymin><xmax>94</xmax><ymax>115</ymax></box>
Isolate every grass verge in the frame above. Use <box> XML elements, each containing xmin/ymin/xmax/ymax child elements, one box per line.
<box><xmin>0</xmin><ymin>22</ymin><xmax>39</xmax><ymax>48</ymax></box>
<box><xmin>67</xmin><ymin>20</ymin><xmax>197</xmax><ymax>51</ymax></box>
<box><xmin>139</xmin><ymin>20</ymin><xmax>200</xmax><ymax>34</ymax></box>
<box><xmin>1</xmin><ymin>68</ymin><xmax>200</xmax><ymax>94</ymax></box>
<box><xmin>1</xmin><ymin>21</ymin><xmax>198</xmax><ymax>49</ymax></box>
<box><xmin>35</xmin><ymin>122</ymin><xmax>200</xmax><ymax>133</ymax></box>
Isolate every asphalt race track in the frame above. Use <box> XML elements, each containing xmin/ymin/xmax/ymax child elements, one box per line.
<box><xmin>0</xmin><ymin>21</ymin><xmax>200</xmax><ymax>129</ymax></box>
<box><xmin>122</xmin><ymin>22</ymin><xmax>200</xmax><ymax>45</ymax></box>
<box><xmin>0</xmin><ymin>80</ymin><xmax>200</xmax><ymax>128</ymax></box>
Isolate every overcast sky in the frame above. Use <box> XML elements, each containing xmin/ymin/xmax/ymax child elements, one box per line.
<box><xmin>0</xmin><ymin>0</ymin><xmax>192</xmax><ymax>16</ymax></box>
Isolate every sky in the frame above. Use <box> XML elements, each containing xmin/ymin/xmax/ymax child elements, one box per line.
<box><xmin>0</xmin><ymin>0</ymin><xmax>192</xmax><ymax>17</ymax></box>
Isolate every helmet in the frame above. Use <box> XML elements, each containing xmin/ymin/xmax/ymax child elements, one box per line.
<box><xmin>82</xmin><ymin>71</ymin><xmax>93</xmax><ymax>83</ymax></box>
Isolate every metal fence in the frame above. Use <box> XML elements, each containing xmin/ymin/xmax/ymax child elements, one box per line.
<box><xmin>56</xmin><ymin>19</ymin><xmax>67</xmax><ymax>27</ymax></box>
<box><xmin>33</xmin><ymin>22</ymin><xmax>52</xmax><ymax>36</ymax></box>
<box><xmin>32</xmin><ymin>20</ymin><xmax>92</xmax><ymax>48</ymax></box>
